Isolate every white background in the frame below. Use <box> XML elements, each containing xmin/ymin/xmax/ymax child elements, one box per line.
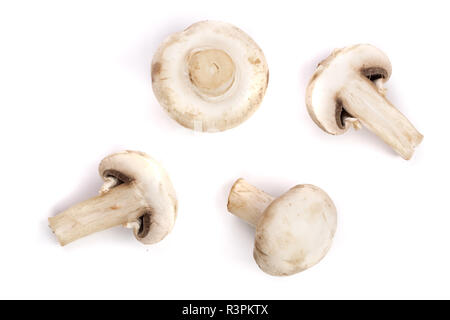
<box><xmin>0</xmin><ymin>0</ymin><xmax>449</xmax><ymax>299</ymax></box>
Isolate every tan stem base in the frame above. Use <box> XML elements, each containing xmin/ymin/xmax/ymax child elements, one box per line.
<box><xmin>340</xmin><ymin>78</ymin><xmax>423</xmax><ymax>160</ymax></box>
<box><xmin>49</xmin><ymin>183</ymin><xmax>146</xmax><ymax>246</ymax></box>
<box><xmin>227</xmin><ymin>179</ymin><xmax>274</xmax><ymax>227</ymax></box>
<box><xmin>187</xmin><ymin>49</ymin><xmax>235</xmax><ymax>97</ymax></box>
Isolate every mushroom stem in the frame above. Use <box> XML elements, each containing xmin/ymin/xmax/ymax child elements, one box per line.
<box><xmin>340</xmin><ymin>78</ymin><xmax>423</xmax><ymax>160</ymax></box>
<box><xmin>227</xmin><ymin>178</ymin><xmax>275</xmax><ymax>227</ymax></box>
<box><xmin>49</xmin><ymin>183</ymin><xmax>146</xmax><ymax>246</ymax></box>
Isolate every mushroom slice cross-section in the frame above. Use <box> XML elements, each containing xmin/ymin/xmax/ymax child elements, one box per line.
<box><xmin>48</xmin><ymin>151</ymin><xmax>178</xmax><ymax>246</ymax></box>
<box><xmin>227</xmin><ymin>178</ymin><xmax>337</xmax><ymax>276</ymax></box>
<box><xmin>306</xmin><ymin>44</ymin><xmax>423</xmax><ymax>160</ymax></box>
<box><xmin>152</xmin><ymin>20</ymin><xmax>269</xmax><ymax>132</ymax></box>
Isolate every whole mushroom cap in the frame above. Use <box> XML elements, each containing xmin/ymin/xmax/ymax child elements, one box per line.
<box><xmin>151</xmin><ymin>20</ymin><xmax>269</xmax><ymax>132</ymax></box>
<box><xmin>99</xmin><ymin>150</ymin><xmax>178</xmax><ymax>244</ymax></box>
<box><xmin>254</xmin><ymin>185</ymin><xmax>337</xmax><ymax>276</ymax></box>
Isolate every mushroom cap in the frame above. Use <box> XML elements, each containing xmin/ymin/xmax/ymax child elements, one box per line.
<box><xmin>152</xmin><ymin>20</ymin><xmax>269</xmax><ymax>132</ymax></box>
<box><xmin>306</xmin><ymin>44</ymin><xmax>392</xmax><ymax>134</ymax></box>
<box><xmin>254</xmin><ymin>185</ymin><xmax>337</xmax><ymax>276</ymax></box>
<box><xmin>99</xmin><ymin>150</ymin><xmax>177</xmax><ymax>244</ymax></box>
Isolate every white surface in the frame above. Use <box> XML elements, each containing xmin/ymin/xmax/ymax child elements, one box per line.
<box><xmin>0</xmin><ymin>0</ymin><xmax>448</xmax><ymax>299</ymax></box>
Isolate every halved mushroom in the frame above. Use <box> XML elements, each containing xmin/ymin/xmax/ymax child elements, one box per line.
<box><xmin>227</xmin><ymin>178</ymin><xmax>337</xmax><ymax>276</ymax></box>
<box><xmin>151</xmin><ymin>20</ymin><xmax>269</xmax><ymax>132</ymax></box>
<box><xmin>306</xmin><ymin>44</ymin><xmax>423</xmax><ymax>160</ymax></box>
<box><xmin>48</xmin><ymin>151</ymin><xmax>177</xmax><ymax>246</ymax></box>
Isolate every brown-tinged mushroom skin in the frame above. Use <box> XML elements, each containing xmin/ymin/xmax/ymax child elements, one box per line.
<box><xmin>306</xmin><ymin>44</ymin><xmax>423</xmax><ymax>160</ymax></box>
<box><xmin>152</xmin><ymin>20</ymin><xmax>269</xmax><ymax>132</ymax></box>
<box><xmin>227</xmin><ymin>179</ymin><xmax>337</xmax><ymax>276</ymax></box>
<box><xmin>48</xmin><ymin>151</ymin><xmax>177</xmax><ymax>246</ymax></box>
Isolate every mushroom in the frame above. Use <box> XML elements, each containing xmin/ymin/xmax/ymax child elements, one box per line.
<box><xmin>48</xmin><ymin>151</ymin><xmax>177</xmax><ymax>246</ymax></box>
<box><xmin>151</xmin><ymin>20</ymin><xmax>269</xmax><ymax>132</ymax></box>
<box><xmin>227</xmin><ymin>178</ymin><xmax>337</xmax><ymax>276</ymax></box>
<box><xmin>306</xmin><ymin>44</ymin><xmax>423</xmax><ymax>160</ymax></box>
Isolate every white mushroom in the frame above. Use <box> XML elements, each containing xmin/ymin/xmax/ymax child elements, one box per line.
<box><xmin>151</xmin><ymin>20</ymin><xmax>269</xmax><ymax>132</ymax></box>
<box><xmin>306</xmin><ymin>44</ymin><xmax>423</xmax><ymax>160</ymax></box>
<box><xmin>227</xmin><ymin>178</ymin><xmax>337</xmax><ymax>276</ymax></box>
<box><xmin>48</xmin><ymin>151</ymin><xmax>177</xmax><ymax>246</ymax></box>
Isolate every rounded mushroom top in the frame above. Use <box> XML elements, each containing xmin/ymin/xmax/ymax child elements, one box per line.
<box><xmin>99</xmin><ymin>150</ymin><xmax>177</xmax><ymax>244</ymax></box>
<box><xmin>306</xmin><ymin>44</ymin><xmax>392</xmax><ymax>135</ymax></box>
<box><xmin>254</xmin><ymin>185</ymin><xmax>337</xmax><ymax>276</ymax></box>
<box><xmin>152</xmin><ymin>20</ymin><xmax>269</xmax><ymax>132</ymax></box>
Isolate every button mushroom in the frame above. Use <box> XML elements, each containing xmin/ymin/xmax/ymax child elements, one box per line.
<box><xmin>151</xmin><ymin>20</ymin><xmax>269</xmax><ymax>132</ymax></box>
<box><xmin>49</xmin><ymin>151</ymin><xmax>177</xmax><ymax>246</ymax></box>
<box><xmin>227</xmin><ymin>178</ymin><xmax>337</xmax><ymax>276</ymax></box>
<box><xmin>306</xmin><ymin>44</ymin><xmax>423</xmax><ymax>160</ymax></box>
